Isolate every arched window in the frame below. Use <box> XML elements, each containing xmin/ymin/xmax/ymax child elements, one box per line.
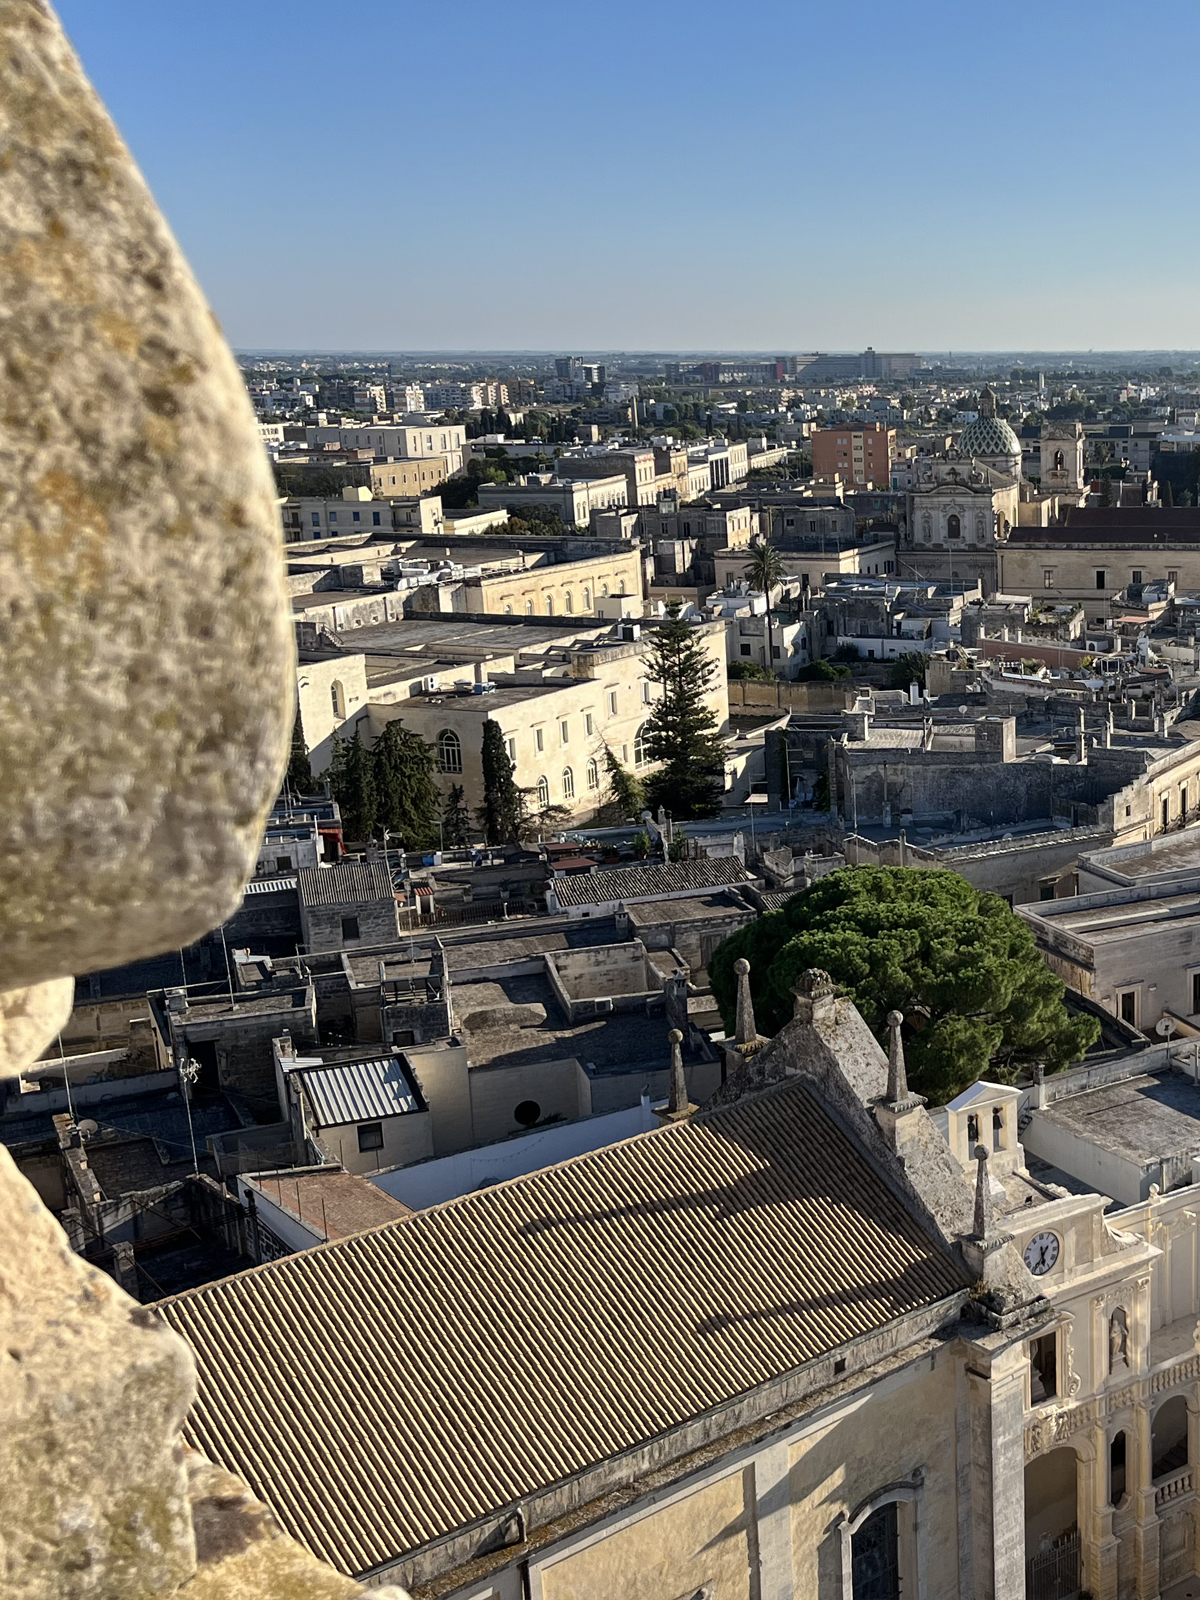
<box><xmin>564</xmin><ymin>591</ymin><xmax>573</xmax><ymax>614</ymax></box>
<box><xmin>1109</xmin><ymin>1307</ymin><xmax>1129</xmax><ymax>1372</ymax></box>
<box><xmin>1054</xmin><ymin>448</ymin><xmax>1065</xmax><ymax>472</ymax></box>
<box><xmin>946</xmin><ymin>513</ymin><xmax>961</xmax><ymax>539</ymax></box>
<box><xmin>600</xmin><ymin>582</ymin><xmax>609</xmax><ymax>598</ymax></box>
<box><xmin>437</xmin><ymin>729</ymin><xmax>462</xmax><ymax>774</ymax></box>
<box><xmin>536</xmin><ymin>775</ymin><xmax>549</xmax><ymax>808</ymax></box>
<box><xmin>634</xmin><ymin>722</ymin><xmax>649</xmax><ymax>766</ymax></box>
<box><xmin>504</xmin><ymin>602</ymin><xmax>513</xmax><ymax>615</ymax></box>
<box><xmin>525</xmin><ymin>600</ymin><xmax>534</xmax><ymax>615</ymax></box>
<box><xmin>618</xmin><ymin>578</ymin><xmax>627</xmax><ymax>594</ymax></box>
<box><xmin>330</xmin><ymin>680</ymin><xmax>347</xmax><ymax>719</ymax></box>
<box><xmin>562</xmin><ymin>767</ymin><xmax>574</xmax><ymax>800</ymax></box>
<box><xmin>546</xmin><ymin>595</ymin><xmax>554</xmax><ymax>615</ymax></box>
<box><xmin>586</xmin><ymin>757</ymin><xmax>599</xmax><ymax>791</ymax></box>
<box><xmin>583</xmin><ymin>587</ymin><xmax>592</xmax><ymax>609</ymax></box>
<box><xmin>1153</xmin><ymin>1396</ymin><xmax>1189</xmax><ymax>1480</ymax></box>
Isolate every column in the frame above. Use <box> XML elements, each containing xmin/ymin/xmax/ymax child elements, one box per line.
<box><xmin>1083</xmin><ymin>1420</ymin><xmax>1119</xmax><ymax>1600</ymax></box>
<box><xmin>754</xmin><ymin>1439</ymin><xmax>794</xmax><ymax>1600</ymax></box>
<box><xmin>965</xmin><ymin>1337</ymin><xmax>1029</xmax><ymax>1600</ymax></box>
<box><xmin>1128</xmin><ymin>1401</ymin><xmax>1161</xmax><ymax>1599</ymax></box>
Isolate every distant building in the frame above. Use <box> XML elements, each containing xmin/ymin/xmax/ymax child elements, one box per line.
<box><xmin>811</xmin><ymin>422</ymin><xmax>896</xmax><ymax>487</ymax></box>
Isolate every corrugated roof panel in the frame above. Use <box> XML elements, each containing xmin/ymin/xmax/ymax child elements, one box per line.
<box><xmin>551</xmin><ymin>856</ymin><xmax>750</xmax><ymax>907</ymax></box>
<box><xmin>157</xmin><ymin>1078</ymin><xmax>966</xmax><ymax>1578</ymax></box>
<box><xmin>297</xmin><ymin>1057</ymin><xmax>421</xmax><ymax>1127</ymax></box>
<box><xmin>297</xmin><ymin>861</ymin><xmax>395</xmax><ymax>907</ymax></box>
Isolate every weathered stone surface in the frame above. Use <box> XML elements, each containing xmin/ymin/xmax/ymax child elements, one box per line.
<box><xmin>180</xmin><ymin>1456</ymin><xmax>410</xmax><ymax>1600</ymax></box>
<box><xmin>0</xmin><ymin>0</ymin><xmax>294</xmax><ymax>992</ymax></box>
<box><xmin>0</xmin><ymin>975</ymin><xmax>73</xmax><ymax>1075</ymax></box>
<box><xmin>0</xmin><ymin>1140</ymin><xmax>197</xmax><ymax>1599</ymax></box>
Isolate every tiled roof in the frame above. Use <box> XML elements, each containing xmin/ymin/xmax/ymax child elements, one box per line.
<box><xmin>550</xmin><ymin>855</ymin><xmax>751</xmax><ymax>907</ymax></box>
<box><xmin>297</xmin><ymin>860</ymin><xmax>395</xmax><ymax>907</ymax></box>
<box><xmin>296</xmin><ymin>1056</ymin><xmax>423</xmax><ymax>1127</ymax></box>
<box><xmin>156</xmin><ymin>1078</ymin><xmax>966</xmax><ymax>1577</ymax></box>
<box><xmin>1009</xmin><ymin>507</ymin><xmax>1200</xmax><ymax>546</ymax></box>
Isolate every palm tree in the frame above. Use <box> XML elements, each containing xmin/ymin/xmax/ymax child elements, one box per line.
<box><xmin>743</xmin><ymin>538</ymin><xmax>787</xmax><ymax>674</ymax></box>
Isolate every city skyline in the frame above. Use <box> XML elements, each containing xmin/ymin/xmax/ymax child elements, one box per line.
<box><xmin>56</xmin><ymin>0</ymin><xmax>1200</xmax><ymax>351</ymax></box>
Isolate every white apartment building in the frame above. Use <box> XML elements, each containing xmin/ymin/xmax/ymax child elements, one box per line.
<box><xmin>476</xmin><ymin>475</ymin><xmax>628</xmax><ymax>528</ymax></box>
<box><xmin>305</xmin><ymin>423</ymin><xmax>466</xmax><ymax>475</ymax></box>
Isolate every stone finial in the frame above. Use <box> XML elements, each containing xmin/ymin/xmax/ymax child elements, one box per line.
<box><xmin>0</xmin><ymin>0</ymin><xmax>293</xmax><ymax>1033</ymax></box>
<box><xmin>972</xmin><ymin>1144</ymin><xmax>995</xmax><ymax>1240</ymax></box>
<box><xmin>667</xmin><ymin>1028</ymin><xmax>687</xmax><ymax>1113</ymax></box>
<box><xmin>792</xmin><ymin>966</ymin><xmax>837</xmax><ymax>1025</ymax></box>
<box><xmin>733</xmin><ymin>957</ymin><xmax>758</xmax><ymax>1045</ymax></box>
<box><xmin>885</xmin><ymin>1010</ymin><xmax>908</xmax><ymax>1102</ymax></box>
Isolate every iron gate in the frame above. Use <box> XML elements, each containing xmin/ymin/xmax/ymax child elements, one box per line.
<box><xmin>1025</xmin><ymin>1528</ymin><xmax>1080</xmax><ymax>1600</ymax></box>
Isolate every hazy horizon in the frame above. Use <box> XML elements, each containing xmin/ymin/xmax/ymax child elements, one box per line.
<box><xmin>56</xmin><ymin>0</ymin><xmax>1200</xmax><ymax>352</ymax></box>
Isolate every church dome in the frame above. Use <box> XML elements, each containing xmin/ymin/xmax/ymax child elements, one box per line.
<box><xmin>957</xmin><ymin>413</ymin><xmax>1021</xmax><ymax>462</ymax></box>
<box><xmin>957</xmin><ymin>385</ymin><xmax>1020</xmax><ymax>466</ymax></box>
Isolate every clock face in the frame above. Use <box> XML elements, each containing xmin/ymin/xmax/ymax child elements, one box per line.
<box><xmin>1024</xmin><ymin>1231</ymin><xmax>1060</xmax><ymax>1277</ymax></box>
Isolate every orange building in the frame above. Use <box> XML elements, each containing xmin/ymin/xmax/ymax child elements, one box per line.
<box><xmin>811</xmin><ymin>421</ymin><xmax>896</xmax><ymax>487</ymax></box>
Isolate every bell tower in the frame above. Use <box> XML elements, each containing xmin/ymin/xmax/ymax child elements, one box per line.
<box><xmin>1040</xmin><ymin>420</ymin><xmax>1085</xmax><ymax>495</ymax></box>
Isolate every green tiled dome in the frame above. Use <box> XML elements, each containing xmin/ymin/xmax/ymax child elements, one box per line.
<box><xmin>957</xmin><ymin>413</ymin><xmax>1021</xmax><ymax>461</ymax></box>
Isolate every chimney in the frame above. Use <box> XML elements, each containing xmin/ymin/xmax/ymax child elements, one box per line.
<box><xmin>473</xmin><ymin>659</ymin><xmax>485</xmax><ymax>685</ymax></box>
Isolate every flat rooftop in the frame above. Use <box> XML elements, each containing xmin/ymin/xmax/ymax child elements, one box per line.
<box><xmin>1029</xmin><ymin>1070</ymin><xmax>1200</xmax><ymax>1166</ymax></box>
<box><xmin>1085</xmin><ymin>829</ymin><xmax>1200</xmax><ymax>884</ymax></box>
<box><xmin>453</xmin><ymin>972</ymin><xmax>672</xmax><ymax>1075</ymax></box>
<box><xmin>336</xmin><ymin>616</ymin><xmax>607</xmax><ymax>657</ymax></box>
<box><xmin>1037</xmin><ymin>890</ymin><xmax>1200</xmax><ymax>942</ymax></box>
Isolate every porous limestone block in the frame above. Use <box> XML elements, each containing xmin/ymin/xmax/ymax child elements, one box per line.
<box><xmin>0</xmin><ymin>977</ymin><xmax>74</xmax><ymax>1077</ymax></box>
<box><xmin>0</xmin><ymin>0</ymin><xmax>294</xmax><ymax>996</ymax></box>
<box><xmin>0</xmin><ymin>1141</ymin><xmax>198</xmax><ymax>1599</ymax></box>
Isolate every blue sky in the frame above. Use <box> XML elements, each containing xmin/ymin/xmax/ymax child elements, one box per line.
<box><xmin>55</xmin><ymin>1</ymin><xmax>1200</xmax><ymax>352</ymax></box>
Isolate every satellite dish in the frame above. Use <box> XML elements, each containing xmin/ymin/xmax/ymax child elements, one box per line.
<box><xmin>75</xmin><ymin>1118</ymin><xmax>99</xmax><ymax>1138</ymax></box>
<box><xmin>958</xmin><ymin>705</ymin><xmax>969</xmax><ymax>716</ymax></box>
<box><xmin>1156</xmin><ymin>1018</ymin><xmax>1176</xmax><ymax>1038</ymax></box>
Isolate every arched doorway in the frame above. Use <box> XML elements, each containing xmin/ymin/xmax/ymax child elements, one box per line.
<box><xmin>946</xmin><ymin>512</ymin><xmax>961</xmax><ymax>539</ymax></box>
<box><xmin>1025</xmin><ymin>1448</ymin><xmax>1079</xmax><ymax>1600</ymax></box>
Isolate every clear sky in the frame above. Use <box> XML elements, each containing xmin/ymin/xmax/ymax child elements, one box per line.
<box><xmin>54</xmin><ymin>1</ymin><xmax>1200</xmax><ymax>352</ymax></box>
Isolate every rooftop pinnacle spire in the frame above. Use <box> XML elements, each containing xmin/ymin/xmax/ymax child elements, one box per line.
<box><xmin>886</xmin><ymin>1010</ymin><xmax>908</xmax><ymax>1102</ymax></box>
<box><xmin>972</xmin><ymin>1145</ymin><xmax>995</xmax><ymax>1241</ymax></box>
<box><xmin>733</xmin><ymin>957</ymin><xmax>757</xmax><ymax>1046</ymax></box>
<box><xmin>667</xmin><ymin>1029</ymin><xmax>687</xmax><ymax>1115</ymax></box>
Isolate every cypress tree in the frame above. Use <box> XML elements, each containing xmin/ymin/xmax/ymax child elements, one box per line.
<box><xmin>442</xmin><ymin>783</ymin><xmax>471</xmax><ymax>847</ymax></box>
<box><xmin>642</xmin><ymin>607</ymin><xmax>726</xmax><ymax>818</ymax></box>
<box><xmin>285</xmin><ymin>710</ymin><xmax>313</xmax><ymax>794</ymax></box>
<box><xmin>327</xmin><ymin>730</ymin><xmax>378</xmax><ymax>842</ymax></box>
<box><xmin>373</xmin><ymin>720</ymin><xmax>439</xmax><ymax>848</ymax></box>
<box><xmin>479</xmin><ymin>722</ymin><xmax>523</xmax><ymax>844</ymax></box>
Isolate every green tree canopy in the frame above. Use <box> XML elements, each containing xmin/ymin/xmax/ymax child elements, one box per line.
<box><xmin>595</xmin><ymin>745</ymin><xmax>642</xmax><ymax>823</ymax></box>
<box><xmin>743</xmin><ymin>538</ymin><xmax>786</xmax><ymax>595</ymax></box>
<box><xmin>441</xmin><ymin>783</ymin><xmax>471</xmax><ymax>848</ymax></box>
<box><xmin>887</xmin><ymin>652</ymin><xmax>929</xmax><ymax>690</ymax></box>
<box><xmin>285</xmin><ymin>711</ymin><xmax>314</xmax><ymax>793</ymax></box>
<box><xmin>642</xmin><ymin>607</ymin><xmax>726</xmax><ymax>818</ymax></box>
<box><xmin>727</xmin><ymin>659</ymin><xmax>775</xmax><ymax>681</ymax></box>
<box><xmin>479</xmin><ymin>721</ymin><xmax>524</xmax><ymax>844</ymax></box>
<box><xmin>709</xmin><ymin>866</ymin><xmax>1099</xmax><ymax>1103</ymax></box>
<box><xmin>326</xmin><ymin>730</ymin><xmax>377</xmax><ymax>842</ymax></box>
<box><xmin>372</xmin><ymin>721</ymin><xmax>440</xmax><ymax>849</ymax></box>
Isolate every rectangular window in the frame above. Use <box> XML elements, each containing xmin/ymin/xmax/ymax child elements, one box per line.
<box><xmin>1169</xmin><ymin>570</ymin><xmax>1179</xmax><ymax>585</ymax></box>
<box><xmin>329</xmin><ymin>512</ymin><xmax>337</xmax><ymax>522</ymax></box>
<box><xmin>584</xmin><ymin>713</ymin><xmax>594</xmax><ymax>736</ymax></box>
<box><xmin>373</xmin><ymin>511</ymin><xmax>382</xmax><ymax>526</ymax></box>
<box><xmin>505</xmin><ymin>737</ymin><xmax>516</xmax><ymax>763</ymax></box>
<box><xmin>534</xmin><ymin>727</ymin><xmax>544</xmax><ymax>752</ymax></box>
<box><xmin>771</xmin><ymin>645</ymin><xmax>781</xmax><ymax>658</ymax></box>
<box><xmin>352</xmin><ymin>511</ymin><xmax>360</xmax><ymax>522</ymax></box>
<box><xmin>341</xmin><ymin>915</ymin><xmax>361</xmax><ymax>942</ymax></box>
<box><xmin>1131</xmin><ymin>569</ymin><xmax>1143</xmax><ymax>585</ymax></box>
<box><xmin>608</xmin><ymin>691</ymin><xmax>618</xmax><ymax>716</ymax></box>
<box><xmin>1192</xmin><ymin>971</ymin><xmax>1200</xmax><ymax>1016</ymax></box>
<box><xmin>1030</xmin><ymin>1333</ymin><xmax>1057</xmax><ymax>1403</ymax></box>
<box><xmin>1096</xmin><ymin>570</ymin><xmax>1107</xmax><ymax>590</ymax></box>
<box><xmin>559</xmin><ymin>720</ymin><xmax>569</xmax><ymax>744</ymax></box>
<box><xmin>1043</xmin><ymin>569</ymin><xmax>1054</xmax><ymax>589</ymax></box>
<box><xmin>641</xmin><ymin>681</ymin><xmax>651</xmax><ymax>703</ymax></box>
<box><xmin>311</xmin><ymin>512</ymin><xmax>320</xmax><ymax>526</ymax></box>
<box><xmin>1118</xmin><ymin>989</ymin><xmax>1137</xmax><ymax>1026</ymax></box>
<box><xmin>275</xmin><ymin>855</ymin><xmax>291</xmax><ymax>873</ymax></box>
<box><xmin>357</xmin><ymin>1122</ymin><xmax>384</xmax><ymax>1153</ymax></box>
<box><xmin>740</xmin><ymin>644</ymin><xmax>751</xmax><ymax>656</ymax></box>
